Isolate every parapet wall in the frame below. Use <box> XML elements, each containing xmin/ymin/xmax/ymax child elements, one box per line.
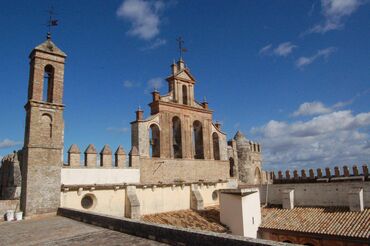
<box><xmin>60</xmin><ymin>180</ymin><xmax>231</xmax><ymax>218</ymax></box>
<box><xmin>58</xmin><ymin>207</ymin><xmax>281</xmax><ymax>246</ymax></box>
<box><xmin>271</xmin><ymin>164</ymin><xmax>369</xmax><ymax>184</ymax></box>
<box><xmin>259</xmin><ymin>180</ymin><xmax>370</xmax><ymax>208</ymax></box>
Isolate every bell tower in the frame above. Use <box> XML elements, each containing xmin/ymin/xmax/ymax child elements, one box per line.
<box><xmin>21</xmin><ymin>34</ymin><xmax>67</xmax><ymax>217</ymax></box>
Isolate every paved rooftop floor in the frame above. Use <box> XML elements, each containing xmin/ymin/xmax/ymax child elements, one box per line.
<box><xmin>0</xmin><ymin>216</ymin><xmax>166</xmax><ymax>246</ymax></box>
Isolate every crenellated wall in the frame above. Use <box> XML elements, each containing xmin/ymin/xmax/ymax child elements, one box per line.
<box><xmin>257</xmin><ymin>164</ymin><xmax>370</xmax><ymax>208</ymax></box>
<box><xmin>270</xmin><ymin>164</ymin><xmax>369</xmax><ymax>183</ymax></box>
<box><xmin>65</xmin><ymin>144</ymin><xmax>127</xmax><ymax>168</ymax></box>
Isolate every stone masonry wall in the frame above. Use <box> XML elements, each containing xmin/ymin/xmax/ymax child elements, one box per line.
<box><xmin>138</xmin><ymin>157</ymin><xmax>229</xmax><ymax>183</ymax></box>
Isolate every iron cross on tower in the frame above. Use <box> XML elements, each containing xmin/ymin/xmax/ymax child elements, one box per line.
<box><xmin>46</xmin><ymin>6</ymin><xmax>59</xmax><ymax>39</ymax></box>
<box><xmin>176</xmin><ymin>37</ymin><xmax>187</xmax><ymax>60</ymax></box>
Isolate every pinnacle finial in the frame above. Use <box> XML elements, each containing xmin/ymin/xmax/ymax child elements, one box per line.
<box><xmin>46</xmin><ymin>32</ymin><xmax>51</xmax><ymax>40</ymax></box>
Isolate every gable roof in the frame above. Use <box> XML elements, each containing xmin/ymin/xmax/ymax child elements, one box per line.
<box><xmin>33</xmin><ymin>38</ymin><xmax>67</xmax><ymax>58</ymax></box>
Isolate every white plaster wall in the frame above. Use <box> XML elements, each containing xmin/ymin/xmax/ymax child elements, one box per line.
<box><xmin>259</xmin><ymin>181</ymin><xmax>370</xmax><ymax>207</ymax></box>
<box><xmin>61</xmin><ymin>168</ymin><xmax>140</xmax><ymax>185</ymax></box>
<box><xmin>198</xmin><ymin>182</ymin><xmax>228</xmax><ymax>207</ymax></box>
<box><xmin>60</xmin><ymin>189</ymin><xmax>126</xmax><ymax>217</ymax></box>
<box><xmin>137</xmin><ymin>186</ymin><xmax>191</xmax><ymax>215</ymax></box>
<box><xmin>220</xmin><ymin>193</ymin><xmax>243</xmax><ymax>235</ymax></box>
<box><xmin>242</xmin><ymin>191</ymin><xmax>261</xmax><ymax>238</ymax></box>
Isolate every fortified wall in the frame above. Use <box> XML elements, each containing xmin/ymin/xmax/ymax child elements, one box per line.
<box><xmin>258</xmin><ymin>164</ymin><xmax>370</xmax><ymax>210</ymax></box>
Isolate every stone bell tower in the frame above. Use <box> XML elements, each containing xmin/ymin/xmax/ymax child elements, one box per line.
<box><xmin>21</xmin><ymin>33</ymin><xmax>67</xmax><ymax>217</ymax></box>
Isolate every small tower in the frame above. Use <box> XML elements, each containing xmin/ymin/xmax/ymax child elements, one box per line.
<box><xmin>21</xmin><ymin>34</ymin><xmax>67</xmax><ymax>217</ymax></box>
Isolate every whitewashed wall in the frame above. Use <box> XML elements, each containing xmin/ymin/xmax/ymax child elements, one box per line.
<box><xmin>61</xmin><ymin>168</ymin><xmax>140</xmax><ymax>185</ymax></box>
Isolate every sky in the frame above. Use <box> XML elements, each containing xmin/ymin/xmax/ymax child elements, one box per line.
<box><xmin>0</xmin><ymin>0</ymin><xmax>369</xmax><ymax>171</ymax></box>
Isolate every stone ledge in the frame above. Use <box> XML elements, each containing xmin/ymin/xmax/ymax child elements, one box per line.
<box><xmin>57</xmin><ymin>207</ymin><xmax>291</xmax><ymax>246</ymax></box>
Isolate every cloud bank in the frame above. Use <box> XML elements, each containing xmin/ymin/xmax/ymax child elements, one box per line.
<box><xmin>251</xmin><ymin>103</ymin><xmax>370</xmax><ymax>170</ymax></box>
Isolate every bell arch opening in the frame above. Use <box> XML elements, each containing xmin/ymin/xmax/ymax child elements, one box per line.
<box><xmin>149</xmin><ymin>124</ymin><xmax>160</xmax><ymax>158</ymax></box>
<box><xmin>43</xmin><ymin>64</ymin><xmax>55</xmax><ymax>102</ymax></box>
<box><xmin>212</xmin><ymin>132</ymin><xmax>220</xmax><ymax>160</ymax></box>
<box><xmin>193</xmin><ymin>120</ymin><xmax>204</xmax><ymax>159</ymax></box>
<box><xmin>172</xmin><ymin>116</ymin><xmax>182</xmax><ymax>158</ymax></box>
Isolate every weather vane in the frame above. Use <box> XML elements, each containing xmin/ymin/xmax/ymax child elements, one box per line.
<box><xmin>46</xmin><ymin>6</ymin><xmax>59</xmax><ymax>39</ymax></box>
<box><xmin>176</xmin><ymin>36</ymin><xmax>187</xmax><ymax>60</ymax></box>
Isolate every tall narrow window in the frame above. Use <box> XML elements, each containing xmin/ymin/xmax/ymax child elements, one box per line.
<box><xmin>149</xmin><ymin>124</ymin><xmax>160</xmax><ymax>158</ymax></box>
<box><xmin>193</xmin><ymin>120</ymin><xmax>204</xmax><ymax>159</ymax></box>
<box><xmin>229</xmin><ymin>158</ymin><xmax>235</xmax><ymax>177</ymax></box>
<box><xmin>182</xmin><ymin>85</ymin><xmax>188</xmax><ymax>105</ymax></box>
<box><xmin>212</xmin><ymin>132</ymin><xmax>220</xmax><ymax>160</ymax></box>
<box><xmin>43</xmin><ymin>65</ymin><xmax>54</xmax><ymax>102</ymax></box>
<box><xmin>172</xmin><ymin>116</ymin><xmax>182</xmax><ymax>158</ymax></box>
<box><xmin>41</xmin><ymin>114</ymin><xmax>52</xmax><ymax>141</ymax></box>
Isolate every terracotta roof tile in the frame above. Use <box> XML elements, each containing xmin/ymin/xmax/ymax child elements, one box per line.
<box><xmin>141</xmin><ymin>206</ymin><xmax>228</xmax><ymax>233</ymax></box>
<box><xmin>260</xmin><ymin>206</ymin><xmax>370</xmax><ymax>239</ymax></box>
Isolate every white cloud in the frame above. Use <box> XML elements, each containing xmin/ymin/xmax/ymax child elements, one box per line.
<box><xmin>123</xmin><ymin>80</ymin><xmax>141</xmax><ymax>88</ymax></box>
<box><xmin>251</xmin><ymin>110</ymin><xmax>370</xmax><ymax>170</ymax></box>
<box><xmin>0</xmin><ymin>139</ymin><xmax>22</xmax><ymax>149</ymax></box>
<box><xmin>106</xmin><ymin>127</ymin><xmax>129</xmax><ymax>133</ymax></box>
<box><xmin>259</xmin><ymin>44</ymin><xmax>272</xmax><ymax>55</ymax></box>
<box><xmin>116</xmin><ymin>0</ymin><xmax>165</xmax><ymax>40</ymax></box>
<box><xmin>273</xmin><ymin>42</ymin><xmax>297</xmax><ymax>57</ymax></box>
<box><xmin>147</xmin><ymin>77</ymin><xmax>163</xmax><ymax>90</ymax></box>
<box><xmin>141</xmin><ymin>38</ymin><xmax>167</xmax><ymax>50</ymax></box>
<box><xmin>259</xmin><ymin>42</ymin><xmax>297</xmax><ymax>57</ymax></box>
<box><xmin>306</xmin><ymin>0</ymin><xmax>366</xmax><ymax>34</ymax></box>
<box><xmin>293</xmin><ymin>101</ymin><xmax>332</xmax><ymax>116</ymax></box>
<box><xmin>296</xmin><ymin>47</ymin><xmax>336</xmax><ymax>68</ymax></box>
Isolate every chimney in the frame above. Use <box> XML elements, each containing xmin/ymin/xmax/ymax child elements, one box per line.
<box><xmin>152</xmin><ymin>90</ymin><xmax>160</xmax><ymax>102</ymax></box>
<box><xmin>136</xmin><ymin>107</ymin><xmax>144</xmax><ymax>121</ymax></box>
<box><xmin>282</xmin><ymin>189</ymin><xmax>294</xmax><ymax>209</ymax></box>
<box><xmin>348</xmin><ymin>188</ymin><xmax>364</xmax><ymax>212</ymax></box>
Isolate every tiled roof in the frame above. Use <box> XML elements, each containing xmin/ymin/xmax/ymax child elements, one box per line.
<box><xmin>260</xmin><ymin>206</ymin><xmax>370</xmax><ymax>239</ymax></box>
<box><xmin>142</xmin><ymin>206</ymin><xmax>228</xmax><ymax>233</ymax></box>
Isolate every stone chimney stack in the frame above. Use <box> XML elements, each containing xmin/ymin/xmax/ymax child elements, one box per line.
<box><xmin>115</xmin><ymin>145</ymin><xmax>126</xmax><ymax>168</ymax></box>
<box><xmin>136</xmin><ymin>107</ymin><xmax>144</xmax><ymax>121</ymax></box>
<box><xmin>68</xmin><ymin>144</ymin><xmax>81</xmax><ymax>167</ymax></box>
<box><xmin>84</xmin><ymin>144</ymin><xmax>97</xmax><ymax>167</ymax></box>
<box><xmin>152</xmin><ymin>90</ymin><xmax>160</xmax><ymax>102</ymax></box>
<box><xmin>100</xmin><ymin>144</ymin><xmax>112</xmax><ymax>167</ymax></box>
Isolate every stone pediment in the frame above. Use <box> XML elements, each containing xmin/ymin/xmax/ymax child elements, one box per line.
<box><xmin>173</xmin><ymin>69</ymin><xmax>196</xmax><ymax>83</ymax></box>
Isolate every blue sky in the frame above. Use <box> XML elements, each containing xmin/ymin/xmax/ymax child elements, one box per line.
<box><xmin>0</xmin><ymin>0</ymin><xmax>369</xmax><ymax>171</ymax></box>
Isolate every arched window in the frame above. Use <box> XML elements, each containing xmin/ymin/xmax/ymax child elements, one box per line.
<box><xmin>43</xmin><ymin>65</ymin><xmax>54</xmax><ymax>102</ymax></box>
<box><xmin>229</xmin><ymin>157</ymin><xmax>235</xmax><ymax>177</ymax></box>
<box><xmin>149</xmin><ymin>124</ymin><xmax>160</xmax><ymax>158</ymax></box>
<box><xmin>41</xmin><ymin>113</ymin><xmax>52</xmax><ymax>140</ymax></box>
<box><xmin>193</xmin><ymin>120</ymin><xmax>204</xmax><ymax>159</ymax></box>
<box><xmin>172</xmin><ymin>116</ymin><xmax>182</xmax><ymax>158</ymax></box>
<box><xmin>182</xmin><ymin>85</ymin><xmax>188</xmax><ymax>105</ymax></box>
<box><xmin>212</xmin><ymin>132</ymin><xmax>220</xmax><ymax>160</ymax></box>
